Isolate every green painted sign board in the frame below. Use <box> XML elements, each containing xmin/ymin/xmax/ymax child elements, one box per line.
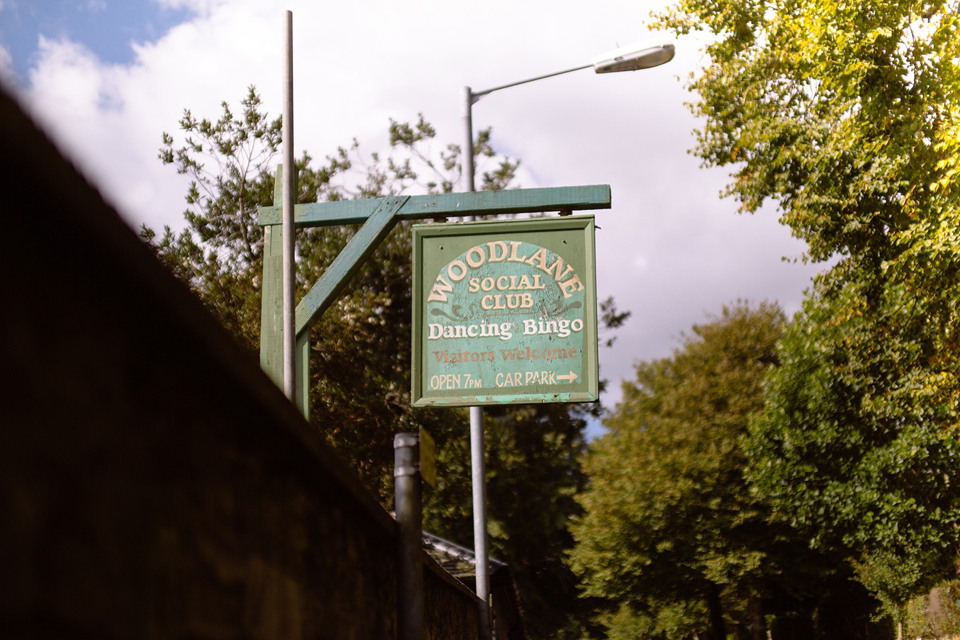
<box><xmin>412</xmin><ymin>216</ymin><xmax>599</xmax><ymax>407</ymax></box>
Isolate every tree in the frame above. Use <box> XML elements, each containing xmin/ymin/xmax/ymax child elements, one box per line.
<box><xmin>144</xmin><ymin>86</ymin><xmax>610</xmax><ymax>638</ymax></box>
<box><xmin>745</xmin><ymin>287</ymin><xmax>960</xmax><ymax>608</ymax></box>
<box><xmin>655</xmin><ymin>0</ymin><xmax>958</xmax><ymax>270</ymax></box>
<box><xmin>655</xmin><ymin>0</ymin><xmax>960</xmax><ymax>610</ymax></box>
<box><xmin>146</xmin><ymin>88</ymin><xmax>519</xmax><ymax>498</ymax></box>
<box><xmin>146</xmin><ymin>87</ymin><xmax>281</xmax><ymax>351</ymax></box>
<box><xmin>853</xmin><ymin>549</ymin><xmax>944</xmax><ymax>640</ymax></box>
<box><xmin>572</xmin><ymin>303</ymin><xmax>850</xmax><ymax>639</ymax></box>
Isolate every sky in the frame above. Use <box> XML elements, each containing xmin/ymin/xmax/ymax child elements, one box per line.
<box><xmin>0</xmin><ymin>0</ymin><xmax>824</xmax><ymax>435</ymax></box>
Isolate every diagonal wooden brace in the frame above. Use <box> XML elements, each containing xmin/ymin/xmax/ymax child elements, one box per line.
<box><xmin>295</xmin><ymin>195</ymin><xmax>409</xmax><ymax>336</ymax></box>
<box><xmin>260</xmin><ymin>190</ymin><xmax>408</xmax><ymax>417</ymax></box>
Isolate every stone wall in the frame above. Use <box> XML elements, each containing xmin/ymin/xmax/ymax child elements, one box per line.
<box><xmin>0</xmin><ymin>85</ymin><xmax>480</xmax><ymax>640</ymax></box>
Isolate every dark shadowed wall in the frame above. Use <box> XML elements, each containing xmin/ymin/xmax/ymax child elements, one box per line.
<box><xmin>0</xmin><ymin>84</ymin><xmax>480</xmax><ymax>640</ymax></box>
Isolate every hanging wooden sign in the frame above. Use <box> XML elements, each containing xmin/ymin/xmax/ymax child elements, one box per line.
<box><xmin>412</xmin><ymin>216</ymin><xmax>599</xmax><ymax>407</ymax></box>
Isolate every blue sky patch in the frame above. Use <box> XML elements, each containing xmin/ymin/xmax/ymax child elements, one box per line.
<box><xmin>0</xmin><ymin>1</ymin><xmax>194</xmax><ymax>82</ymax></box>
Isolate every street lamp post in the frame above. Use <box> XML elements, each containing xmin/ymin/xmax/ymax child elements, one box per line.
<box><xmin>459</xmin><ymin>38</ymin><xmax>674</xmax><ymax>640</ymax></box>
<box><xmin>461</xmin><ymin>40</ymin><xmax>675</xmax><ymax>191</ymax></box>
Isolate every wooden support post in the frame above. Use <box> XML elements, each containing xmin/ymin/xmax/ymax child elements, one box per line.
<box><xmin>260</xmin><ymin>167</ymin><xmax>286</xmax><ymax>388</ymax></box>
<box><xmin>261</xmin><ymin>165</ymin><xmax>309</xmax><ymax>417</ymax></box>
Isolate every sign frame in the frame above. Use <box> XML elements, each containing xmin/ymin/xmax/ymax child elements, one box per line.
<box><xmin>411</xmin><ymin>216</ymin><xmax>599</xmax><ymax>407</ymax></box>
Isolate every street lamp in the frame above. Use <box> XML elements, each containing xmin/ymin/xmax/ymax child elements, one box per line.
<box><xmin>459</xmin><ymin>38</ymin><xmax>674</xmax><ymax>640</ymax></box>
<box><xmin>460</xmin><ymin>39</ymin><xmax>675</xmax><ymax>191</ymax></box>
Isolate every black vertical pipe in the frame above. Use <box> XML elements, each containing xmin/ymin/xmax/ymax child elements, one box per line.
<box><xmin>394</xmin><ymin>433</ymin><xmax>423</xmax><ymax>640</ymax></box>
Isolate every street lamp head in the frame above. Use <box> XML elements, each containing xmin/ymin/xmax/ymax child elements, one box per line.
<box><xmin>591</xmin><ymin>40</ymin><xmax>675</xmax><ymax>74</ymax></box>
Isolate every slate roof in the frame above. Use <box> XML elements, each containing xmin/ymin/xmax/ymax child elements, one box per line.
<box><xmin>422</xmin><ymin>531</ymin><xmax>508</xmax><ymax>579</ymax></box>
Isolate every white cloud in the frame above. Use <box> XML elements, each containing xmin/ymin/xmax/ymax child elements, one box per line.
<box><xmin>152</xmin><ymin>0</ymin><xmax>223</xmax><ymax>14</ymax></box>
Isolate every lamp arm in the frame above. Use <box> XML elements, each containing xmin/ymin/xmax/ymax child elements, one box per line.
<box><xmin>470</xmin><ymin>63</ymin><xmax>593</xmax><ymax>103</ymax></box>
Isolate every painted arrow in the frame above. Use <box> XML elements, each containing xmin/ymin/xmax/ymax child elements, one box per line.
<box><xmin>556</xmin><ymin>371</ymin><xmax>579</xmax><ymax>383</ymax></box>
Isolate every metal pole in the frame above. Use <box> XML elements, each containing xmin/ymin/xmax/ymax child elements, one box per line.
<box><xmin>395</xmin><ymin>433</ymin><xmax>424</xmax><ymax>640</ymax></box>
<box><xmin>281</xmin><ymin>10</ymin><xmax>296</xmax><ymax>401</ymax></box>
<box><xmin>462</xmin><ymin>84</ymin><xmax>491</xmax><ymax>640</ymax></box>
<box><xmin>470</xmin><ymin>405</ymin><xmax>491</xmax><ymax>639</ymax></box>
<box><xmin>461</xmin><ymin>86</ymin><xmax>476</xmax><ymax>193</ymax></box>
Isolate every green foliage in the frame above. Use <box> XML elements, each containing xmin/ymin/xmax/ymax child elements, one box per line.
<box><xmin>655</xmin><ymin>0</ymin><xmax>959</xmax><ymax>266</ymax></box>
<box><xmin>657</xmin><ymin>0</ymin><xmax>960</xmax><ymax>615</ymax></box>
<box><xmin>144</xmin><ymin>87</ymin><xmax>602</xmax><ymax>639</ymax></box>
<box><xmin>146</xmin><ymin>87</ymin><xmax>283</xmax><ymax>351</ymax></box>
<box><xmin>599</xmin><ymin>296</ymin><xmax>631</xmax><ymax>348</ymax></box>
<box><xmin>853</xmin><ymin>549</ymin><xmax>945</xmax><ymax>632</ymax></box>
<box><xmin>745</xmin><ymin>286</ymin><xmax>960</xmax><ymax>628</ymax></box>
<box><xmin>387</xmin><ymin>114</ymin><xmax>520</xmax><ymax>194</ymax></box>
<box><xmin>573</xmin><ymin>303</ymin><xmax>830</xmax><ymax>638</ymax></box>
<box><xmin>904</xmin><ymin>579</ymin><xmax>960</xmax><ymax>639</ymax></box>
<box><xmin>600</xmin><ymin>600</ymin><xmax>706</xmax><ymax>640</ymax></box>
<box><xmin>157</xmin><ymin>86</ymin><xmax>280</xmax><ymax>270</ymax></box>
<box><xmin>747</xmin><ymin>289</ymin><xmax>960</xmax><ymax>557</ymax></box>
